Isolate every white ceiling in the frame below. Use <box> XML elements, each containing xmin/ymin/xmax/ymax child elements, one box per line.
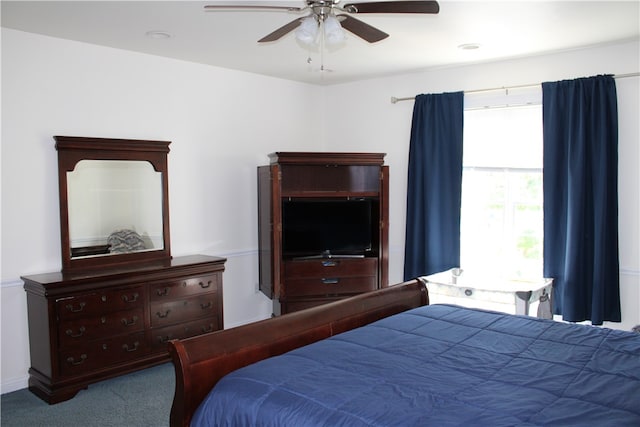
<box><xmin>2</xmin><ymin>0</ymin><xmax>639</xmax><ymax>85</ymax></box>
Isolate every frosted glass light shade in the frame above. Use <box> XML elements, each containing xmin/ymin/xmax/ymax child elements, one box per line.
<box><xmin>295</xmin><ymin>16</ymin><xmax>319</xmax><ymax>45</ymax></box>
<box><xmin>324</xmin><ymin>16</ymin><xmax>345</xmax><ymax>45</ymax></box>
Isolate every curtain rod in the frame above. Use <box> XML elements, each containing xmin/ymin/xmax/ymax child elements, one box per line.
<box><xmin>389</xmin><ymin>72</ymin><xmax>640</xmax><ymax>104</ymax></box>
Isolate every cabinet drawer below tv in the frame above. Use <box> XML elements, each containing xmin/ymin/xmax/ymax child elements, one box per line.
<box><xmin>283</xmin><ymin>258</ymin><xmax>378</xmax><ymax>279</ymax></box>
<box><xmin>283</xmin><ymin>276</ymin><xmax>378</xmax><ymax>298</ymax></box>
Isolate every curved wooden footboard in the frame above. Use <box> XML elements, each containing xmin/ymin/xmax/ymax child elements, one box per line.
<box><xmin>168</xmin><ymin>279</ymin><xmax>429</xmax><ymax>427</ymax></box>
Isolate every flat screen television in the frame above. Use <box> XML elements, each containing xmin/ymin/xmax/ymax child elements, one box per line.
<box><xmin>282</xmin><ymin>198</ymin><xmax>378</xmax><ymax>259</ymax></box>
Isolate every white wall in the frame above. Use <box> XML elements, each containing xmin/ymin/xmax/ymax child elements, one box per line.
<box><xmin>1</xmin><ymin>28</ymin><xmax>324</xmax><ymax>393</ymax></box>
<box><xmin>2</xmin><ymin>28</ymin><xmax>639</xmax><ymax>394</ymax></box>
<box><xmin>322</xmin><ymin>40</ymin><xmax>640</xmax><ymax>329</ymax></box>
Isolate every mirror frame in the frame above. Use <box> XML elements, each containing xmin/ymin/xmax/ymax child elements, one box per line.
<box><xmin>55</xmin><ymin>136</ymin><xmax>171</xmax><ymax>272</ymax></box>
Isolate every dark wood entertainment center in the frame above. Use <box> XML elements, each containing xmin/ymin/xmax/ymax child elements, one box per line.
<box><xmin>258</xmin><ymin>152</ymin><xmax>389</xmax><ymax>315</ymax></box>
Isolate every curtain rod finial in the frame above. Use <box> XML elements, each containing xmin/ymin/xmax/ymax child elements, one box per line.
<box><xmin>390</xmin><ymin>97</ymin><xmax>399</xmax><ymax>104</ymax></box>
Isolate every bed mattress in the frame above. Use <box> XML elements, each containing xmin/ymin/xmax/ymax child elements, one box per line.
<box><xmin>192</xmin><ymin>304</ymin><xmax>640</xmax><ymax>426</ymax></box>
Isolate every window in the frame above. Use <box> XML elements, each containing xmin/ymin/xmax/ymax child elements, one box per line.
<box><xmin>460</xmin><ymin>103</ymin><xmax>543</xmax><ymax>282</ymax></box>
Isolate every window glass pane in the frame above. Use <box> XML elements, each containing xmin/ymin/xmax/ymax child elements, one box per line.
<box><xmin>464</xmin><ymin>106</ymin><xmax>542</xmax><ymax>168</ymax></box>
<box><xmin>460</xmin><ymin>105</ymin><xmax>543</xmax><ymax>282</ymax></box>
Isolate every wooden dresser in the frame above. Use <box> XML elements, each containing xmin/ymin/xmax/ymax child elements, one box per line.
<box><xmin>22</xmin><ymin>254</ymin><xmax>225</xmax><ymax>404</ymax></box>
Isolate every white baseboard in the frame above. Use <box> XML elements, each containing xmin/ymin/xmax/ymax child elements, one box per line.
<box><xmin>1</xmin><ymin>375</ymin><xmax>28</xmax><ymax>395</ymax></box>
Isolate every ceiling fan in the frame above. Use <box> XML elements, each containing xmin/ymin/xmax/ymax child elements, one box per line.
<box><xmin>204</xmin><ymin>0</ymin><xmax>440</xmax><ymax>44</ymax></box>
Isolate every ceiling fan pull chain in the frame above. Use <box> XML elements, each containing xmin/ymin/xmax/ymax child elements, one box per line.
<box><xmin>320</xmin><ymin>16</ymin><xmax>326</xmax><ymax>72</ymax></box>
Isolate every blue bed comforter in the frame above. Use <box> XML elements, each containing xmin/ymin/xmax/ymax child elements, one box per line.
<box><xmin>192</xmin><ymin>304</ymin><xmax>640</xmax><ymax>426</ymax></box>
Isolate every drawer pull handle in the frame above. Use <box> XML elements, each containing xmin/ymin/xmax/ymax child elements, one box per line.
<box><xmin>465</xmin><ymin>289</ymin><xmax>473</xmax><ymax>296</ymax></box>
<box><xmin>322</xmin><ymin>260</ymin><xmax>337</xmax><ymax>267</ymax></box>
<box><xmin>156</xmin><ymin>287</ymin><xmax>169</xmax><ymax>297</ymax></box>
<box><xmin>200</xmin><ymin>281</ymin><xmax>212</xmax><ymax>289</ymax></box>
<box><xmin>202</xmin><ymin>324</ymin><xmax>214</xmax><ymax>333</ymax></box>
<box><xmin>121</xmin><ymin>293</ymin><xmax>139</xmax><ymax>303</ymax></box>
<box><xmin>65</xmin><ymin>326</ymin><xmax>86</xmax><ymax>338</ymax></box>
<box><xmin>122</xmin><ymin>341</ymin><xmax>140</xmax><ymax>352</ymax></box>
<box><xmin>156</xmin><ymin>310</ymin><xmax>171</xmax><ymax>318</ymax></box>
<box><xmin>121</xmin><ymin>316</ymin><xmax>138</xmax><ymax>326</ymax></box>
<box><xmin>67</xmin><ymin>354</ymin><xmax>87</xmax><ymax>365</ymax></box>
<box><xmin>200</xmin><ymin>302</ymin><xmax>212</xmax><ymax>310</ymax></box>
<box><xmin>65</xmin><ymin>302</ymin><xmax>86</xmax><ymax>313</ymax></box>
<box><xmin>321</xmin><ymin>278</ymin><xmax>339</xmax><ymax>285</ymax></box>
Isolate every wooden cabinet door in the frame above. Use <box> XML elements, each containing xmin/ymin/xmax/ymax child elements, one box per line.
<box><xmin>380</xmin><ymin>165</ymin><xmax>389</xmax><ymax>287</ymax></box>
<box><xmin>257</xmin><ymin>165</ymin><xmax>281</xmax><ymax>298</ymax></box>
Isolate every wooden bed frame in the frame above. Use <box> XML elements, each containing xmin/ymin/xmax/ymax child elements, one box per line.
<box><xmin>167</xmin><ymin>279</ymin><xmax>429</xmax><ymax>427</ymax></box>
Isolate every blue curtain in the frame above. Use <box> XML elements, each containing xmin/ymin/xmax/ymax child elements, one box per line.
<box><xmin>404</xmin><ymin>92</ymin><xmax>464</xmax><ymax>280</ymax></box>
<box><xmin>542</xmin><ymin>75</ymin><xmax>621</xmax><ymax>325</ymax></box>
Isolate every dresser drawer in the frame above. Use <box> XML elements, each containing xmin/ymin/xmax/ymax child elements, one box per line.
<box><xmin>150</xmin><ymin>275</ymin><xmax>219</xmax><ymax>301</ymax></box>
<box><xmin>283</xmin><ymin>258</ymin><xmax>378</xmax><ymax>279</ymax></box>
<box><xmin>58</xmin><ymin>308</ymin><xmax>144</xmax><ymax>348</ymax></box>
<box><xmin>150</xmin><ymin>318</ymin><xmax>220</xmax><ymax>352</ymax></box>
<box><xmin>56</xmin><ymin>286</ymin><xmax>144</xmax><ymax>320</ymax></box>
<box><xmin>150</xmin><ymin>294</ymin><xmax>218</xmax><ymax>327</ymax></box>
<box><xmin>283</xmin><ymin>276</ymin><xmax>378</xmax><ymax>298</ymax></box>
<box><xmin>59</xmin><ymin>332</ymin><xmax>149</xmax><ymax>377</ymax></box>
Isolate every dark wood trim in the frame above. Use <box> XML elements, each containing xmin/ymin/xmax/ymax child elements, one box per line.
<box><xmin>268</xmin><ymin>152</ymin><xmax>386</xmax><ymax>165</ymax></box>
<box><xmin>168</xmin><ymin>279</ymin><xmax>429</xmax><ymax>427</ymax></box>
<box><xmin>55</xmin><ymin>136</ymin><xmax>171</xmax><ymax>154</ymax></box>
<box><xmin>23</xmin><ymin>255</ymin><xmax>225</xmax><ymax>297</ymax></box>
<box><xmin>54</xmin><ymin>136</ymin><xmax>172</xmax><ymax>273</ymax></box>
<box><xmin>380</xmin><ymin>165</ymin><xmax>390</xmax><ymax>287</ymax></box>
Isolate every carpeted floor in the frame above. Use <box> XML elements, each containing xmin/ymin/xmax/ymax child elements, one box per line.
<box><xmin>1</xmin><ymin>363</ymin><xmax>174</xmax><ymax>426</ymax></box>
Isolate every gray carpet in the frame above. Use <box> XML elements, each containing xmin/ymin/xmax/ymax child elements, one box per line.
<box><xmin>1</xmin><ymin>363</ymin><xmax>174</xmax><ymax>426</ymax></box>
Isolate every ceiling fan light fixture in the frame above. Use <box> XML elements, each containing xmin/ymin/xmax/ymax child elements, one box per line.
<box><xmin>323</xmin><ymin>15</ymin><xmax>346</xmax><ymax>45</ymax></box>
<box><xmin>295</xmin><ymin>16</ymin><xmax>319</xmax><ymax>46</ymax></box>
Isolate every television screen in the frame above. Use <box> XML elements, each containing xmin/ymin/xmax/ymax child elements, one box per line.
<box><xmin>282</xmin><ymin>198</ymin><xmax>377</xmax><ymax>258</ymax></box>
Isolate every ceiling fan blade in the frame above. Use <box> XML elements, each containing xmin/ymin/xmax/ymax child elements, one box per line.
<box><xmin>258</xmin><ymin>17</ymin><xmax>305</xmax><ymax>43</ymax></box>
<box><xmin>204</xmin><ymin>4</ymin><xmax>304</xmax><ymax>13</ymax></box>
<box><xmin>336</xmin><ymin>15</ymin><xmax>388</xmax><ymax>43</ymax></box>
<box><xmin>342</xmin><ymin>1</ymin><xmax>439</xmax><ymax>14</ymax></box>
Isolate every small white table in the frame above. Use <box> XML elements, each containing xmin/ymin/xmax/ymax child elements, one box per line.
<box><xmin>423</xmin><ymin>269</ymin><xmax>553</xmax><ymax>316</ymax></box>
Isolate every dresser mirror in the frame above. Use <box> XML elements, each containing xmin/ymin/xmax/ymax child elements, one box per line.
<box><xmin>67</xmin><ymin>160</ymin><xmax>164</xmax><ymax>256</ymax></box>
<box><xmin>56</xmin><ymin>136</ymin><xmax>171</xmax><ymax>272</ymax></box>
